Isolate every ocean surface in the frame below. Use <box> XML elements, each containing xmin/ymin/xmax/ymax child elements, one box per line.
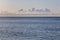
<box><xmin>0</xmin><ymin>17</ymin><xmax>60</xmax><ymax>40</ymax></box>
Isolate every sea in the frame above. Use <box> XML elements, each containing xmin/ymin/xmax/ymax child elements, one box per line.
<box><xmin>0</xmin><ymin>17</ymin><xmax>60</xmax><ymax>40</ymax></box>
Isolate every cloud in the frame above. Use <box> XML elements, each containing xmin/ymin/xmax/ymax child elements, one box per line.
<box><xmin>44</xmin><ymin>8</ymin><xmax>51</xmax><ymax>12</ymax></box>
<box><xmin>30</xmin><ymin>8</ymin><xmax>51</xmax><ymax>12</ymax></box>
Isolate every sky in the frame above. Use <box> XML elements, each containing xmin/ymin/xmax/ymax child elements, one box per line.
<box><xmin>0</xmin><ymin>0</ymin><xmax>60</xmax><ymax>15</ymax></box>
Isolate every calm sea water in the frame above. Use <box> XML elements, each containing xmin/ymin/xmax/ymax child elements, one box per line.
<box><xmin>0</xmin><ymin>17</ymin><xmax>60</xmax><ymax>40</ymax></box>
